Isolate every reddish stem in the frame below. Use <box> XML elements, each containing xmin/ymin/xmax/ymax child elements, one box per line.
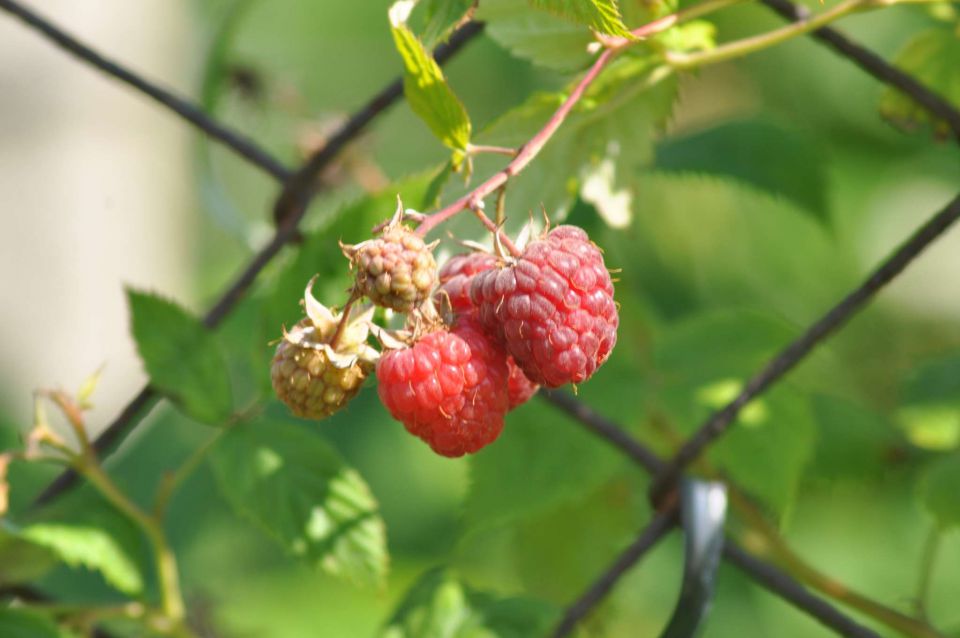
<box><xmin>415</xmin><ymin>12</ymin><xmax>681</xmax><ymax>244</ymax></box>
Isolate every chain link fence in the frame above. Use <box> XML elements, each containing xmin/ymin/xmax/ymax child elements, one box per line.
<box><xmin>2</xmin><ymin>0</ymin><xmax>958</xmax><ymax>636</ymax></box>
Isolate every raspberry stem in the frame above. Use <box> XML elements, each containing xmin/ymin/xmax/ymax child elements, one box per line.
<box><xmin>412</xmin><ymin>6</ymin><xmax>702</xmax><ymax>242</ymax></box>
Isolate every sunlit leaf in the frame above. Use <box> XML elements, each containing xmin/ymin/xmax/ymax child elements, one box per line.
<box><xmin>419</xmin><ymin>0</ymin><xmax>476</xmax><ymax>47</ymax></box>
<box><xmin>127</xmin><ymin>290</ymin><xmax>233</xmax><ymax>424</ymax></box>
<box><xmin>391</xmin><ymin>11</ymin><xmax>472</xmax><ymax>163</ymax></box>
<box><xmin>897</xmin><ymin>352</ymin><xmax>960</xmax><ymax>451</ymax></box>
<box><xmin>210</xmin><ymin>419</ymin><xmax>388</xmax><ymax>586</ymax></box>
<box><xmin>18</xmin><ymin>523</ymin><xmax>143</xmax><ymax>594</ymax></box>
<box><xmin>381</xmin><ymin>568</ymin><xmax>556</xmax><ymax>637</ymax></box>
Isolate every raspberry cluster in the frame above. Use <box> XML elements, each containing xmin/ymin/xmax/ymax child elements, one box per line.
<box><xmin>270</xmin><ymin>199</ymin><xmax>617</xmax><ymax>458</ymax></box>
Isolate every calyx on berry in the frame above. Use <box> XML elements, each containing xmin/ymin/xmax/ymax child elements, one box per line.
<box><xmin>271</xmin><ymin>280</ymin><xmax>378</xmax><ymax>420</ymax></box>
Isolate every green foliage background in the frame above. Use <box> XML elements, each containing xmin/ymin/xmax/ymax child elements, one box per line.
<box><xmin>2</xmin><ymin>0</ymin><xmax>960</xmax><ymax>636</ymax></box>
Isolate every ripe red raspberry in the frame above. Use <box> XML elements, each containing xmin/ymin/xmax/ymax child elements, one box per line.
<box><xmin>376</xmin><ymin>315</ymin><xmax>509</xmax><ymax>457</ymax></box>
<box><xmin>343</xmin><ymin>221</ymin><xmax>438</xmax><ymax>313</ymax></box>
<box><xmin>507</xmin><ymin>358</ymin><xmax>539</xmax><ymax>408</ymax></box>
<box><xmin>470</xmin><ymin>225</ymin><xmax>617</xmax><ymax>388</ymax></box>
<box><xmin>438</xmin><ymin>251</ymin><xmax>540</xmax><ymax>408</ymax></box>
<box><xmin>437</xmin><ymin>251</ymin><xmax>498</xmax><ymax>313</ymax></box>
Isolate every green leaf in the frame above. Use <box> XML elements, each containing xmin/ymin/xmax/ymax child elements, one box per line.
<box><xmin>712</xmin><ymin>387</ymin><xmax>816</xmax><ymax>521</ymax></box>
<box><xmin>18</xmin><ymin>523</ymin><xmax>143</xmax><ymax>595</ymax></box>
<box><xmin>381</xmin><ymin>568</ymin><xmax>556</xmax><ymax>637</ymax></box>
<box><xmin>603</xmin><ymin>172</ymin><xmax>842</xmax><ymax>322</ymax></box>
<box><xmin>0</xmin><ymin>609</ymin><xmax>73</xmax><ymax>638</ymax></box>
<box><xmin>808</xmin><ymin>395</ymin><xmax>901</xmax><ymax>482</ymax></box>
<box><xmin>655</xmin><ymin>118</ymin><xmax>830</xmax><ymax>222</ymax></box>
<box><xmin>0</xmin><ymin>524</ymin><xmax>58</xmax><ymax>585</ymax></box>
<box><xmin>511</xmin><ymin>476</ymin><xmax>649</xmax><ymax>603</ymax></box>
<box><xmin>127</xmin><ymin>290</ymin><xmax>233</xmax><ymax>424</ymax></box>
<box><xmin>466</xmin><ymin>398</ymin><xmax>625</xmax><ymax>529</ymax></box>
<box><xmin>390</xmin><ymin>18</ymin><xmax>471</xmax><ymax>162</ymax></box>
<box><xmin>654</xmin><ymin>310</ymin><xmax>816</xmax><ymax>521</ymax></box>
<box><xmin>420</xmin><ymin>0</ymin><xmax>476</xmax><ymax>47</ymax></box>
<box><xmin>475</xmin><ymin>0</ymin><xmax>594</xmax><ymax>70</ymax></box>
<box><xmin>880</xmin><ymin>27</ymin><xmax>960</xmax><ymax>138</ymax></box>
<box><xmin>918</xmin><ymin>454</ymin><xmax>960</xmax><ymax>530</ymax></box>
<box><xmin>210</xmin><ymin>419</ymin><xmax>387</xmax><ymax>586</ymax></box>
<box><xmin>655</xmin><ymin>20</ymin><xmax>716</xmax><ymax>53</ymax></box>
<box><xmin>654</xmin><ymin>309</ymin><xmax>798</xmax><ymax>386</ymax></box>
<box><xmin>528</xmin><ymin>0</ymin><xmax>631</xmax><ymax>37</ymax></box>
<box><xmin>897</xmin><ymin>352</ymin><xmax>960</xmax><ymax>451</ymax></box>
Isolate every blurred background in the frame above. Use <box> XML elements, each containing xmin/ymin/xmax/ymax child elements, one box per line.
<box><xmin>1</xmin><ymin>0</ymin><xmax>959</xmax><ymax>636</ymax></box>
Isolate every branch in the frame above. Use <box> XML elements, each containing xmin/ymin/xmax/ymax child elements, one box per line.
<box><xmin>540</xmin><ymin>391</ymin><xmax>943</xmax><ymax>638</ymax></box>
<box><xmin>760</xmin><ymin>0</ymin><xmax>960</xmax><ymax>141</ymax></box>
<box><xmin>0</xmin><ymin>0</ymin><xmax>290</xmax><ymax>181</ymax></box>
<box><xmin>30</xmin><ymin>22</ymin><xmax>484</xmax><ymax>509</ymax></box>
<box><xmin>667</xmin><ymin>0</ymin><xmax>936</xmax><ymax>71</ymax></box>
<box><xmin>651</xmin><ymin>192</ymin><xmax>960</xmax><ymax>500</ymax></box>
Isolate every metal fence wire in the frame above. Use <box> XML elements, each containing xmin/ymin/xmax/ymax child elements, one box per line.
<box><xmin>2</xmin><ymin>0</ymin><xmax>958</xmax><ymax>636</ymax></box>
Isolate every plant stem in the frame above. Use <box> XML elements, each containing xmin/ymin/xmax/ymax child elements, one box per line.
<box><xmin>466</xmin><ymin>144</ymin><xmax>517</xmax><ymax>157</ymax></box>
<box><xmin>667</xmin><ymin>0</ymin><xmax>932</xmax><ymax>70</ymax></box>
<box><xmin>415</xmin><ymin>0</ymin><xmax>712</xmax><ymax>240</ymax></box>
<box><xmin>730</xmin><ymin>490</ymin><xmax>948</xmax><ymax>638</ymax></box>
<box><xmin>914</xmin><ymin>524</ymin><xmax>942</xmax><ymax>620</ymax></box>
<box><xmin>415</xmin><ymin>47</ymin><xmax>619</xmax><ymax>239</ymax></box>
<box><xmin>78</xmin><ymin>456</ymin><xmax>188</xmax><ymax>629</ymax></box>
<box><xmin>154</xmin><ymin>431</ymin><xmax>224</xmax><ymax>519</ymax></box>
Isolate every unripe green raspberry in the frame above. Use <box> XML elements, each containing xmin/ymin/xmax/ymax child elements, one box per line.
<box><xmin>271</xmin><ymin>282</ymin><xmax>378</xmax><ymax>420</ymax></box>
<box><xmin>343</xmin><ymin>210</ymin><xmax>438</xmax><ymax>313</ymax></box>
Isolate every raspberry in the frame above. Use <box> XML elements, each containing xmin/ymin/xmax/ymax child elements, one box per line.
<box><xmin>438</xmin><ymin>251</ymin><xmax>540</xmax><ymax>408</ymax></box>
<box><xmin>507</xmin><ymin>357</ymin><xmax>539</xmax><ymax>408</ymax></box>
<box><xmin>470</xmin><ymin>225</ymin><xmax>618</xmax><ymax>388</ymax></box>
<box><xmin>437</xmin><ymin>251</ymin><xmax>498</xmax><ymax>313</ymax></box>
<box><xmin>343</xmin><ymin>220</ymin><xmax>438</xmax><ymax>313</ymax></box>
<box><xmin>271</xmin><ymin>283</ymin><xmax>378</xmax><ymax>420</ymax></box>
<box><xmin>376</xmin><ymin>315</ymin><xmax>509</xmax><ymax>457</ymax></box>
